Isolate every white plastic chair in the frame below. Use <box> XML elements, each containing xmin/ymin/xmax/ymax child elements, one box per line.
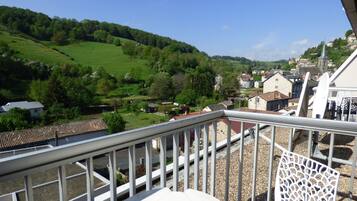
<box><xmin>275</xmin><ymin>151</ymin><xmax>339</xmax><ymax>201</ymax></box>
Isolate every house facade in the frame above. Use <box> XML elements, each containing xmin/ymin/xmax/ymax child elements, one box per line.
<box><xmin>248</xmin><ymin>91</ymin><xmax>289</xmax><ymax>111</ymax></box>
<box><xmin>1</xmin><ymin>101</ymin><xmax>44</xmax><ymax>119</ymax></box>
<box><xmin>239</xmin><ymin>74</ymin><xmax>253</xmax><ymax>88</ymax></box>
<box><xmin>263</xmin><ymin>73</ymin><xmax>302</xmax><ymax>98</ymax></box>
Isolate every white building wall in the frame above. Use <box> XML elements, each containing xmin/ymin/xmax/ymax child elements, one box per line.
<box><xmin>263</xmin><ymin>73</ymin><xmax>292</xmax><ymax>97</ymax></box>
<box><xmin>333</xmin><ymin>56</ymin><xmax>357</xmax><ymax>88</ymax></box>
<box><xmin>248</xmin><ymin>97</ymin><xmax>267</xmax><ymax>111</ymax></box>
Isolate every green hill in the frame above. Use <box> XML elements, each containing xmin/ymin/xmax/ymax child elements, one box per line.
<box><xmin>51</xmin><ymin>41</ymin><xmax>151</xmax><ymax>79</ymax></box>
<box><xmin>0</xmin><ymin>30</ymin><xmax>74</xmax><ymax>65</ymax></box>
<box><xmin>0</xmin><ymin>30</ymin><xmax>152</xmax><ymax>79</ymax></box>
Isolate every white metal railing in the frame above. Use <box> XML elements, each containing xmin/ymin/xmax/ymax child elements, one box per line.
<box><xmin>1</xmin><ymin>110</ymin><xmax>357</xmax><ymax>201</ymax></box>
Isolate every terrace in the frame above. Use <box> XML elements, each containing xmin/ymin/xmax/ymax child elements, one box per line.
<box><xmin>0</xmin><ymin>110</ymin><xmax>357</xmax><ymax>201</ymax></box>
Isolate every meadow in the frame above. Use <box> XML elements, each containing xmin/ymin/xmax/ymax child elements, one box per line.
<box><xmin>51</xmin><ymin>41</ymin><xmax>152</xmax><ymax>78</ymax></box>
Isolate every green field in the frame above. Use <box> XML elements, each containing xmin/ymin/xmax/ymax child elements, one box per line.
<box><xmin>0</xmin><ymin>31</ymin><xmax>75</xmax><ymax>65</ymax></box>
<box><xmin>52</xmin><ymin>41</ymin><xmax>152</xmax><ymax>78</ymax></box>
<box><xmin>0</xmin><ymin>31</ymin><xmax>152</xmax><ymax>79</ymax></box>
<box><xmin>118</xmin><ymin>112</ymin><xmax>167</xmax><ymax>130</ymax></box>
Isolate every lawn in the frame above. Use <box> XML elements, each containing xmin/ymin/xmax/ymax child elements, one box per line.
<box><xmin>52</xmin><ymin>41</ymin><xmax>152</xmax><ymax>79</ymax></box>
<box><xmin>0</xmin><ymin>31</ymin><xmax>75</xmax><ymax>65</ymax></box>
<box><xmin>120</xmin><ymin>112</ymin><xmax>168</xmax><ymax>130</ymax></box>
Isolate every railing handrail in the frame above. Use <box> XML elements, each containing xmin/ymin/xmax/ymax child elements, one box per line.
<box><xmin>0</xmin><ymin>110</ymin><xmax>223</xmax><ymax>180</ymax></box>
<box><xmin>224</xmin><ymin>110</ymin><xmax>357</xmax><ymax>135</ymax></box>
<box><xmin>1</xmin><ymin>110</ymin><xmax>357</xmax><ymax>180</ymax></box>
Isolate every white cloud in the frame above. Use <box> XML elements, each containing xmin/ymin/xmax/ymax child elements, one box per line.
<box><xmin>230</xmin><ymin>36</ymin><xmax>312</xmax><ymax>61</ymax></box>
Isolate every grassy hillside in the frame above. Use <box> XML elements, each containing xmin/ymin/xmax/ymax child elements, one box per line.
<box><xmin>51</xmin><ymin>41</ymin><xmax>152</xmax><ymax>78</ymax></box>
<box><xmin>0</xmin><ymin>31</ymin><xmax>75</xmax><ymax>65</ymax></box>
<box><xmin>0</xmin><ymin>30</ymin><xmax>152</xmax><ymax>79</ymax></box>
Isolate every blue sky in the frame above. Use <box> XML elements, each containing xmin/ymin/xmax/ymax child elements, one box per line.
<box><xmin>0</xmin><ymin>0</ymin><xmax>351</xmax><ymax>61</ymax></box>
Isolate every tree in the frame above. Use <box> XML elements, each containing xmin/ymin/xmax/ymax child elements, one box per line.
<box><xmin>113</xmin><ymin>38</ymin><xmax>121</xmax><ymax>46</ymax></box>
<box><xmin>96</xmin><ymin>78</ymin><xmax>115</xmax><ymax>95</ymax></box>
<box><xmin>186</xmin><ymin>65</ymin><xmax>216</xmax><ymax>97</ymax></box>
<box><xmin>93</xmin><ymin>30</ymin><xmax>109</xmax><ymax>42</ymax></box>
<box><xmin>102</xmin><ymin>111</ymin><xmax>126</xmax><ymax>134</ymax></box>
<box><xmin>149</xmin><ymin>72</ymin><xmax>173</xmax><ymax>100</ymax></box>
<box><xmin>0</xmin><ymin>108</ymin><xmax>32</xmax><ymax>132</ymax></box>
<box><xmin>122</xmin><ymin>41</ymin><xmax>137</xmax><ymax>57</ymax></box>
<box><xmin>345</xmin><ymin>29</ymin><xmax>353</xmax><ymax>38</ymax></box>
<box><xmin>220</xmin><ymin>73</ymin><xmax>240</xmax><ymax>98</ymax></box>
<box><xmin>51</xmin><ymin>31</ymin><xmax>67</xmax><ymax>45</ymax></box>
<box><xmin>28</xmin><ymin>80</ymin><xmax>48</xmax><ymax>103</ymax></box>
<box><xmin>175</xmin><ymin>89</ymin><xmax>197</xmax><ymax>106</ymax></box>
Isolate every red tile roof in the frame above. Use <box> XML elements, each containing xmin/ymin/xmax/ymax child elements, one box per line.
<box><xmin>0</xmin><ymin>119</ymin><xmax>107</xmax><ymax>150</ymax></box>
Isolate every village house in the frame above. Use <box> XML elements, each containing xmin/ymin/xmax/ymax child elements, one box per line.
<box><xmin>248</xmin><ymin>91</ymin><xmax>289</xmax><ymax>111</ymax></box>
<box><xmin>239</xmin><ymin>73</ymin><xmax>253</xmax><ymax>88</ymax></box>
<box><xmin>202</xmin><ymin>104</ymin><xmax>226</xmax><ymax>112</ymax></box>
<box><xmin>254</xmin><ymin>81</ymin><xmax>262</xmax><ymax>88</ymax></box>
<box><xmin>219</xmin><ymin>100</ymin><xmax>234</xmax><ymax>110</ymax></box>
<box><xmin>263</xmin><ymin>72</ymin><xmax>303</xmax><ymax>98</ymax></box>
<box><xmin>1</xmin><ymin>101</ymin><xmax>44</xmax><ymax>119</ymax></box>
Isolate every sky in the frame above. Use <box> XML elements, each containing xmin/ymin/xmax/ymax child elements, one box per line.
<box><xmin>0</xmin><ymin>0</ymin><xmax>352</xmax><ymax>61</ymax></box>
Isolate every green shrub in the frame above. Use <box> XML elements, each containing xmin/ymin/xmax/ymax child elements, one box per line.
<box><xmin>102</xmin><ymin>110</ymin><xmax>126</xmax><ymax>134</ymax></box>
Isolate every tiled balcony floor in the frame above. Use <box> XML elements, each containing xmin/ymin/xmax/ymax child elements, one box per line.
<box><xmin>179</xmin><ymin>126</ymin><xmax>357</xmax><ymax>201</ymax></box>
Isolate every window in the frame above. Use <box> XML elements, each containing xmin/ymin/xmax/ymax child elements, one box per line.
<box><xmin>275</xmin><ymin>85</ymin><xmax>278</xmax><ymax>89</ymax></box>
<box><xmin>275</xmin><ymin>78</ymin><xmax>279</xmax><ymax>81</ymax></box>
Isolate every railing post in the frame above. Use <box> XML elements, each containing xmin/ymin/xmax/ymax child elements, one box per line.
<box><xmin>224</xmin><ymin>120</ymin><xmax>231</xmax><ymax>201</ymax></box>
<box><xmin>128</xmin><ymin>145</ymin><xmax>136</xmax><ymax>197</ymax></box>
<box><xmin>108</xmin><ymin>151</ymin><xmax>117</xmax><ymax>201</ymax></box>
<box><xmin>160</xmin><ymin>136</ymin><xmax>166</xmax><ymax>188</ymax></box>
<box><xmin>267</xmin><ymin>126</ymin><xmax>276</xmax><ymax>201</ymax></box>
<box><xmin>184</xmin><ymin>130</ymin><xmax>191</xmax><ymax>190</ymax></box>
<box><xmin>251</xmin><ymin>124</ymin><xmax>260</xmax><ymax>201</ymax></box>
<box><xmin>349</xmin><ymin>138</ymin><xmax>357</xmax><ymax>201</ymax></box>
<box><xmin>307</xmin><ymin>130</ymin><xmax>313</xmax><ymax>158</ymax></box>
<box><xmin>194</xmin><ymin>126</ymin><xmax>200</xmax><ymax>190</ymax></box>
<box><xmin>24</xmin><ymin>175</ymin><xmax>34</xmax><ymax>201</ymax></box>
<box><xmin>86</xmin><ymin>157</ymin><xmax>94</xmax><ymax>201</ymax></box>
<box><xmin>288</xmin><ymin>128</ymin><xmax>293</xmax><ymax>152</ymax></box>
<box><xmin>58</xmin><ymin>165</ymin><xmax>67</xmax><ymax>201</ymax></box>
<box><xmin>328</xmin><ymin>133</ymin><xmax>335</xmax><ymax>168</ymax></box>
<box><xmin>145</xmin><ymin>141</ymin><xmax>152</xmax><ymax>191</ymax></box>
<box><xmin>237</xmin><ymin>122</ymin><xmax>244</xmax><ymax>201</ymax></box>
<box><xmin>173</xmin><ymin>133</ymin><xmax>179</xmax><ymax>191</ymax></box>
<box><xmin>210</xmin><ymin>121</ymin><xmax>217</xmax><ymax>196</ymax></box>
<box><xmin>202</xmin><ymin>124</ymin><xmax>209</xmax><ymax>193</ymax></box>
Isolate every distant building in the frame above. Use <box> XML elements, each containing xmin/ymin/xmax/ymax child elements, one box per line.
<box><xmin>317</xmin><ymin>42</ymin><xmax>328</xmax><ymax>73</ymax></box>
<box><xmin>263</xmin><ymin>73</ymin><xmax>303</xmax><ymax>98</ymax></box>
<box><xmin>288</xmin><ymin>98</ymin><xmax>300</xmax><ymax>107</ymax></box>
<box><xmin>239</xmin><ymin>74</ymin><xmax>253</xmax><ymax>88</ymax></box>
<box><xmin>1</xmin><ymin>101</ymin><xmax>44</xmax><ymax>119</ymax></box>
<box><xmin>214</xmin><ymin>74</ymin><xmax>223</xmax><ymax>91</ymax></box>
<box><xmin>145</xmin><ymin>103</ymin><xmax>158</xmax><ymax>113</ymax></box>
<box><xmin>202</xmin><ymin>104</ymin><xmax>226</xmax><ymax>112</ymax></box>
<box><xmin>254</xmin><ymin>81</ymin><xmax>262</xmax><ymax>88</ymax></box>
<box><xmin>248</xmin><ymin>91</ymin><xmax>289</xmax><ymax>111</ymax></box>
<box><xmin>219</xmin><ymin>100</ymin><xmax>234</xmax><ymax>110</ymax></box>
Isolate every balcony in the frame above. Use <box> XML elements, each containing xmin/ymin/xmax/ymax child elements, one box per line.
<box><xmin>0</xmin><ymin>110</ymin><xmax>357</xmax><ymax>201</ymax></box>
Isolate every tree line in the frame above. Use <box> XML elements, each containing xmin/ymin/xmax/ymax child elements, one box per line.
<box><xmin>0</xmin><ymin>6</ymin><xmax>197</xmax><ymax>53</ymax></box>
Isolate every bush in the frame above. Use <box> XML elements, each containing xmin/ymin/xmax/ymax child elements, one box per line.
<box><xmin>102</xmin><ymin>110</ymin><xmax>126</xmax><ymax>134</ymax></box>
<box><xmin>41</xmin><ymin>104</ymin><xmax>80</xmax><ymax>124</ymax></box>
<box><xmin>0</xmin><ymin>108</ymin><xmax>32</xmax><ymax>132</ymax></box>
<box><xmin>113</xmin><ymin>38</ymin><xmax>121</xmax><ymax>46</ymax></box>
<box><xmin>175</xmin><ymin>89</ymin><xmax>197</xmax><ymax>106</ymax></box>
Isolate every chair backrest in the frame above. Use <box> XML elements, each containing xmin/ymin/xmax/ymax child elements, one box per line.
<box><xmin>275</xmin><ymin>151</ymin><xmax>339</xmax><ymax>201</ymax></box>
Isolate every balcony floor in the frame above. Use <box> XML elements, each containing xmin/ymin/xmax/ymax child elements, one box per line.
<box><xmin>178</xmin><ymin>126</ymin><xmax>357</xmax><ymax>201</ymax></box>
